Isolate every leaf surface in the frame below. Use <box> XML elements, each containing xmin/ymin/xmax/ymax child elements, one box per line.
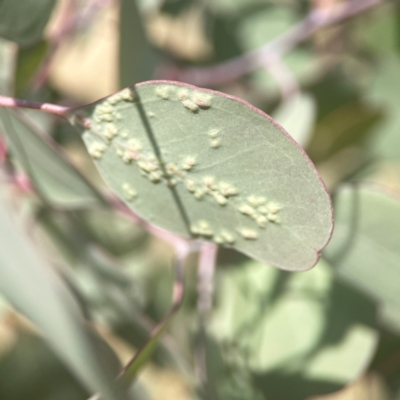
<box><xmin>0</xmin><ymin>0</ymin><xmax>56</xmax><ymax>48</ymax></box>
<box><xmin>0</xmin><ymin>108</ymin><xmax>104</xmax><ymax>208</ymax></box>
<box><xmin>0</xmin><ymin>196</ymin><xmax>130</xmax><ymax>400</ymax></box>
<box><xmin>75</xmin><ymin>81</ymin><xmax>333</xmax><ymax>271</ymax></box>
<box><xmin>324</xmin><ymin>184</ymin><xmax>400</xmax><ymax>331</ymax></box>
<box><xmin>209</xmin><ymin>259</ymin><xmax>378</xmax><ymax>399</ymax></box>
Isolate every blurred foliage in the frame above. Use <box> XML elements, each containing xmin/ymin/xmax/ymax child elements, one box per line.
<box><xmin>1</xmin><ymin>0</ymin><xmax>400</xmax><ymax>400</ymax></box>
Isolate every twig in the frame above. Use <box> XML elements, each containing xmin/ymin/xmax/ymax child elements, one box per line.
<box><xmin>197</xmin><ymin>242</ymin><xmax>218</xmax><ymax>316</ymax></box>
<box><xmin>265</xmin><ymin>58</ymin><xmax>299</xmax><ymax>100</ymax></box>
<box><xmin>0</xmin><ymin>95</ymin><xmax>70</xmax><ymax>118</ymax></box>
<box><xmin>195</xmin><ymin>242</ymin><xmax>218</xmax><ymax>390</ymax></box>
<box><xmin>175</xmin><ymin>0</ymin><xmax>384</xmax><ymax>85</ymax></box>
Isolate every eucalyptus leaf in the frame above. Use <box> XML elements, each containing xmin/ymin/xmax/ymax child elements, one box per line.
<box><xmin>209</xmin><ymin>259</ymin><xmax>378</xmax><ymax>400</ymax></box>
<box><xmin>0</xmin><ymin>0</ymin><xmax>56</xmax><ymax>48</ymax></box>
<box><xmin>366</xmin><ymin>54</ymin><xmax>400</xmax><ymax>161</ymax></box>
<box><xmin>119</xmin><ymin>0</ymin><xmax>159</xmax><ymax>88</ymax></box>
<box><xmin>75</xmin><ymin>81</ymin><xmax>333</xmax><ymax>271</ymax></box>
<box><xmin>0</xmin><ymin>108</ymin><xmax>104</xmax><ymax>208</ymax></box>
<box><xmin>324</xmin><ymin>184</ymin><xmax>400</xmax><ymax>332</ymax></box>
<box><xmin>0</xmin><ymin>196</ymin><xmax>131</xmax><ymax>400</ymax></box>
<box><xmin>15</xmin><ymin>40</ymin><xmax>48</xmax><ymax>96</ymax></box>
<box><xmin>0</xmin><ymin>37</ymin><xmax>15</xmax><ymax>96</ymax></box>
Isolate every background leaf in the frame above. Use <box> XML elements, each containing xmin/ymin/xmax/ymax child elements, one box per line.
<box><xmin>0</xmin><ymin>0</ymin><xmax>56</xmax><ymax>48</ymax></box>
<box><xmin>0</xmin><ymin>195</ymin><xmax>131</xmax><ymax>400</ymax></box>
<box><xmin>324</xmin><ymin>184</ymin><xmax>400</xmax><ymax>333</ymax></box>
<box><xmin>209</xmin><ymin>259</ymin><xmax>378</xmax><ymax>400</ymax></box>
<box><xmin>119</xmin><ymin>0</ymin><xmax>160</xmax><ymax>88</ymax></box>
<box><xmin>0</xmin><ymin>108</ymin><xmax>105</xmax><ymax>208</ymax></box>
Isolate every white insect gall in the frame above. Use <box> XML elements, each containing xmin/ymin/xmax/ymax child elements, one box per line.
<box><xmin>122</xmin><ymin>151</ymin><xmax>133</xmax><ymax>163</ymax></box>
<box><xmin>103</xmin><ymin>114</ymin><xmax>113</xmax><ymax>122</ymax></box>
<box><xmin>178</xmin><ymin>88</ymin><xmax>189</xmax><ymax>100</ymax></box>
<box><xmin>185</xmin><ymin>179</ymin><xmax>196</xmax><ymax>193</ymax></box>
<box><xmin>208</xmin><ymin>129</ymin><xmax>219</xmax><ymax>138</ymax></box>
<box><xmin>122</xmin><ymin>183</ymin><xmax>137</xmax><ymax>201</ymax></box>
<box><xmin>238</xmin><ymin>204</ymin><xmax>256</xmax><ymax>217</ymax></box>
<box><xmin>219</xmin><ymin>182</ymin><xmax>238</xmax><ymax>197</ymax></box>
<box><xmin>192</xmin><ymin>92</ymin><xmax>213</xmax><ymax>108</ymax></box>
<box><xmin>88</xmin><ymin>142</ymin><xmax>107</xmax><ymax>159</ymax></box>
<box><xmin>121</xmin><ymin>129</ymin><xmax>130</xmax><ymax>138</ymax></box>
<box><xmin>194</xmin><ymin>188</ymin><xmax>206</xmax><ymax>200</ymax></box>
<box><xmin>128</xmin><ymin>139</ymin><xmax>142</xmax><ymax>152</ymax></box>
<box><xmin>268</xmin><ymin>213</ymin><xmax>280</xmax><ymax>223</ymax></box>
<box><xmin>218</xmin><ymin>182</ymin><xmax>237</xmax><ymax>197</ymax></box>
<box><xmin>239</xmin><ymin>228</ymin><xmax>258</xmax><ymax>240</ymax></box>
<box><xmin>258</xmin><ymin>206</ymin><xmax>268</xmax><ymax>215</ymax></box>
<box><xmin>120</xmin><ymin>89</ymin><xmax>134</xmax><ymax>101</ymax></box>
<box><xmin>248</xmin><ymin>195</ymin><xmax>267</xmax><ymax>207</ymax></box>
<box><xmin>221</xmin><ymin>230</ymin><xmax>235</xmax><ymax>244</ymax></box>
<box><xmin>268</xmin><ymin>202</ymin><xmax>282</xmax><ymax>214</ymax></box>
<box><xmin>210</xmin><ymin>139</ymin><xmax>221</xmax><ymax>148</ymax></box>
<box><xmin>149</xmin><ymin>171</ymin><xmax>162</xmax><ymax>183</ymax></box>
<box><xmin>108</xmin><ymin>94</ymin><xmax>121</xmax><ymax>105</ymax></box>
<box><xmin>214</xmin><ymin>193</ymin><xmax>228</xmax><ymax>206</ymax></box>
<box><xmin>155</xmin><ymin>86</ymin><xmax>171</xmax><ymax>100</ymax></box>
<box><xmin>191</xmin><ymin>220</ymin><xmax>213</xmax><ymax>237</ymax></box>
<box><xmin>257</xmin><ymin>215</ymin><xmax>268</xmax><ymax>228</ymax></box>
<box><xmin>182</xmin><ymin>99</ymin><xmax>199</xmax><ymax>112</ymax></box>
<box><xmin>147</xmin><ymin>111</ymin><xmax>155</xmax><ymax>118</ymax></box>
<box><xmin>182</xmin><ymin>156</ymin><xmax>197</xmax><ymax>171</ymax></box>
<box><xmin>214</xmin><ymin>236</ymin><xmax>224</xmax><ymax>245</ymax></box>
<box><xmin>203</xmin><ymin>176</ymin><xmax>216</xmax><ymax>189</ymax></box>
<box><xmin>166</xmin><ymin>162</ymin><xmax>179</xmax><ymax>175</ymax></box>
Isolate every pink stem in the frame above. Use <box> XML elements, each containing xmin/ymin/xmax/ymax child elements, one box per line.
<box><xmin>174</xmin><ymin>0</ymin><xmax>383</xmax><ymax>86</ymax></box>
<box><xmin>0</xmin><ymin>95</ymin><xmax>70</xmax><ymax>118</ymax></box>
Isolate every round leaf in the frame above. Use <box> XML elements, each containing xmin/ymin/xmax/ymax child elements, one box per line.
<box><xmin>75</xmin><ymin>81</ymin><xmax>333</xmax><ymax>271</ymax></box>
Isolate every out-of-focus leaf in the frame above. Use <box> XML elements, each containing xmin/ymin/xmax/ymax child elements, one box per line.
<box><xmin>75</xmin><ymin>82</ymin><xmax>333</xmax><ymax>271</ymax></box>
<box><xmin>366</xmin><ymin>54</ymin><xmax>400</xmax><ymax>161</ymax></box>
<box><xmin>209</xmin><ymin>259</ymin><xmax>378</xmax><ymax>400</ymax></box>
<box><xmin>273</xmin><ymin>92</ymin><xmax>317</xmax><ymax>149</ymax></box>
<box><xmin>354</xmin><ymin>2</ymin><xmax>400</xmax><ymax>56</ymax></box>
<box><xmin>15</xmin><ymin>40</ymin><xmax>48</xmax><ymax>96</ymax></box>
<box><xmin>310</xmin><ymin>373</ymin><xmax>393</xmax><ymax>400</ymax></box>
<box><xmin>324</xmin><ymin>184</ymin><xmax>400</xmax><ymax>332</ymax></box>
<box><xmin>0</xmin><ymin>196</ymin><xmax>131</xmax><ymax>399</ymax></box>
<box><xmin>0</xmin><ymin>108</ymin><xmax>104</xmax><ymax>208</ymax></box>
<box><xmin>0</xmin><ymin>37</ymin><xmax>15</xmax><ymax>96</ymax></box>
<box><xmin>0</xmin><ymin>0</ymin><xmax>56</xmax><ymax>48</ymax></box>
<box><xmin>119</xmin><ymin>0</ymin><xmax>159</xmax><ymax>88</ymax></box>
<box><xmin>0</xmin><ymin>331</ymin><xmax>89</xmax><ymax>400</ymax></box>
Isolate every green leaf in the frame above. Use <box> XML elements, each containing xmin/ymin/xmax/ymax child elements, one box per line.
<box><xmin>0</xmin><ymin>108</ymin><xmax>105</xmax><ymax>208</ymax></box>
<box><xmin>324</xmin><ymin>184</ymin><xmax>400</xmax><ymax>332</ymax></box>
<box><xmin>119</xmin><ymin>0</ymin><xmax>159</xmax><ymax>87</ymax></box>
<box><xmin>75</xmin><ymin>81</ymin><xmax>333</xmax><ymax>271</ymax></box>
<box><xmin>0</xmin><ymin>37</ymin><xmax>15</xmax><ymax>96</ymax></box>
<box><xmin>273</xmin><ymin>92</ymin><xmax>317</xmax><ymax>149</ymax></box>
<box><xmin>0</xmin><ymin>0</ymin><xmax>56</xmax><ymax>48</ymax></box>
<box><xmin>366</xmin><ymin>54</ymin><xmax>400</xmax><ymax>161</ymax></box>
<box><xmin>209</xmin><ymin>259</ymin><xmax>378</xmax><ymax>399</ymax></box>
<box><xmin>15</xmin><ymin>40</ymin><xmax>48</xmax><ymax>96</ymax></box>
<box><xmin>0</xmin><ymin>197</ymin><xmax>131</xmax><ymax>400</ymax></box>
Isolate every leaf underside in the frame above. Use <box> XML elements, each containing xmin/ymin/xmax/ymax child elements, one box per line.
<box><xmin>76</xmin><ymin>81</ymin><xmax>333</xmax><ymax>271</ymax></box>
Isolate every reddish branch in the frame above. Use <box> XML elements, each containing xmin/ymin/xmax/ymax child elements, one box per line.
<box><xmin>0</xmin><ymin>95</ymin><xmax>70</xmax><ymax>117</ymax></box>
<box><xmin>173</xmin><ymin>0</ymin><xmax>384</xmax><ymax>86</ymax></box>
